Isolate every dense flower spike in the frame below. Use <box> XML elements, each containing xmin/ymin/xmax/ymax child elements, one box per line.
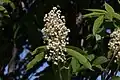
<box><xmin>108</xmin><ymin>28</ymin><xmax>120</xmax><ymax>62</ymax></box>
<box><xmin>42</xmin><ymin>7</ymin><xmax>70</xmax><ymax>65</ymax></box>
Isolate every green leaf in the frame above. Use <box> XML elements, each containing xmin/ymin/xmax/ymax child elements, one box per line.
<box><xmin>27</xmin><ymin>52</ymin><xmax>44</xmax><ymax>71</ymax></box>
<box><xmin>112</xmin><ymin>76</ymin><xmax>120</xmax><ymax>80</ymax></box>
<box><xmin>94</xmin><ymin>65</ymin><xmax>104</xmax><ymax>71</ymax></box>
<box><xmin>105</xmin><ymin>2</ymin><xmax>115</xmax><ymax>21</ymax></box>
<box><xmin>66</xmin><ymin>48</ymin><xmax>92</xmax><ymax>70</ymax></box>
<box><xmin>105</xmin><ymin>2</ymin><xmax>114</xmax><ymax>13</ymax></box>
<box><xmin>92</xmin><ymin>56</ymin><xmax>108</xmax><ymax>65</ymax></box>
<box><xmin>32</xmin><ymin>46</ymin><xmax>45</xmax><ymax>55</ymax></box>
<box><xmin>86</xmin><ymin>34</ymin><xmax>94</xmax><ymax>40</ymax></box>
<box><xmin>66</xmin><ymin>46</ymin><xmax>87</xmax><ymax>55</ymax></box>
<box><xmin>0</xmin><ymin>0</ymin><xmax>11</xmax><ymax>3</ymax></box>
<box><xmin>113</xmin><ymin>22</ymin><xmax>119</xmax><ymax>28</ymax></box>
<box><xmin>87</xmin><ymin>54</ymin><xmax>95</xmax><ymax>61</ymax></box>
<box><xmin>113</xmin><ymin>13</ymin><xmax>120</xmax><ymax>20</ymax></box>
<box><xmin>97</xmin><ymin>26</ymin><xmax>104</xmax><ymax>33</ymax></box>
<box><xmin>0</xmin><ymin>6</ymin><xmax>5</xmax><ymax>11</ymax></box>
<box><xmin>95</xmin><ymin>34</ymin><xmax>101</xmax><ymax>41</ymax></box>
<box><xmin>93</xmin><ymin>15</ymin><xmax>104</xmax><ymax>35</ymax></box>
<box><xmin>83</xmin><ymin>12</ymin><xmax>105</xmax><ymax>18</ymax></box>
<box><xmin>118</xmin><ymin>0</ymin><xmax>120</xmax><ymax>5</ymax></box>
<box><xmin>10</xmin><ymin>2</ymin><xmax>15</xmax><ymax>10</ymax></box>
<box><xmin>71</xmin><ymin>57</ymin><xmax>80</xmax><ymax>73</ymax></box>
<box><xmin>85</xmin><ymin>9</ymin><xmax>107</xmax><ymax>13</ymax></box>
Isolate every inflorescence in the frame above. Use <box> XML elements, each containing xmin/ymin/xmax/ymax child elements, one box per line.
<box><xmin>108</xmin><ymin>28</ymin><xmax>120</xmax><ymax>62</ymax></box>
<box><xmin>41</xmin><ymin>7</ymin><xmax>70</xmax><ymax>65</ymax></box>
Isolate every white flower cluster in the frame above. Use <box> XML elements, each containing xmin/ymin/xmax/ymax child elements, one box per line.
<box><xmin>42</xmin><ymin>7</ymin><xmax>70</xmax><ymax>65</ymax></box>
<box><xmin>108</xmin><ymin>28</ymin><xmax>120</xmax><ymax>51</ymax></box>
<box><xmin>108</xmin><ymin>28</ymin><xmax>120</xmax><ymax>62</ymax></box>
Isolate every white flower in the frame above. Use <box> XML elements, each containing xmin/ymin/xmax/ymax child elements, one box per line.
<box><xmin>53</xmin><ymin>7</ymin><xmax>57</xmax><ymax>10</ymax></box>
<box><xmin>108</xmin><ymin>28</ymin><xmax>120</xmax><ymax>62</ymax></box>
<box><xmin>42</xmin><ymin>6</ymin><xmax>70</xmax><ymax>65</ymax></box>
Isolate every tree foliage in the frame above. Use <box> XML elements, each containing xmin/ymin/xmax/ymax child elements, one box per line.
<box><xmin>0</xmin><ymin>0</ymin><xmax>120</xmax><ymax>80</ymax></box>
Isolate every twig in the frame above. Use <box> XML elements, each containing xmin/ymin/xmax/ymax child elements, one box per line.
<box><xmin>114</xmin><ymin>64</ymin><xmax>120</xmax><ymax>75</ymax></box>
<box><xmin>103</xmin><ymin>50</ymin><xmax>118</xmax><ymax>79</ymax></box>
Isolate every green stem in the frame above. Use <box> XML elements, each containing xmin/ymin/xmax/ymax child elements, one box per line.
<box><xmin>58</xmin><ymin>63</ymin><xmax>62</xmax><ymax>80</ymax></box>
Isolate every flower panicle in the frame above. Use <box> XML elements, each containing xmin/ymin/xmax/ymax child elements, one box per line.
<box><xmin>42</xmin><ymin>6</ymin><xmax>70</xmax><ymax>65</ymax></box>
<box><xmin>108</xmin><ymin>28</ymin><xmax>120</xmax><ymax>62</ymax></box>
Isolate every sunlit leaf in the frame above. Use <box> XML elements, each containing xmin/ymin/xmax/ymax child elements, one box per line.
<box><xmin>66</xmin><ymin>48</ymin><xmax>92</xmax><ymax>70</ymax></box>
<box><xmin>85</xmin><ymin>9</ymin><xmax>107</xmax><ymax>13</ymax></box>
<box><xmin>32</xmin><ymin>46</ymin><xmax>45</xmax><ymax>55</ymax></box>
<box><xmin>83</xmin><ymin>12</ymin><xmax>105</xmax><ymax>18</ymax></box>
<box><xmin>93</xmin><ymin>15</ymin><xmax>104</xmax><ymax>35</ymax></box>
<box><xmin>92</xmin><ymin>56</ymin><xmax>108</xmax><ymax>65</ymax></box>
<box><xmin>105</xmin><ymin>2</ymin><xmax>114</xmax><ymax>13</ymax></box>
<box><xmin>105</xmin><ymin>2</ymin><xmax>115</xmax><ymax>21</ymax></box>
<box><xmin>113</xmin><ymin>13</ymin><xmax>120</xmax><ymax>20</ymax></box>
<box><xmin>27</xmin><ymin>52</ymin><xmax>44</xmax><ymax>71</ymax></box>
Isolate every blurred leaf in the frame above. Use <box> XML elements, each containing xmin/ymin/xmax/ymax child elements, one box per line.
<box><xmin>71</xmin><ymin>57</ymin><xmax>80</xmax><ymax>74</ymax></box>
<box><xmin>66</xmin><ymin>48</ymin><xmax>92</xmax><ymax>70</ymax></box>
<box><xmin>83</xmin><ymin>12</ymin><xmax>105</xmax><ymax>18</ymax></box>
<box><xmin>32</xmin><ymin>46</ymin><xmax>45</xmax><ymax>55</ymax></box>
<box><xmin>27</xmin><ymin>52</ymin><xmax>44</xmax><ymax>71</ymax></box>
<box><xmin>0</xmin><ymin>0</ymin><xmax>11</xmax><ymax>3</ymax></box>
<box><xmin>87</xmin><ymin>54</ymin><xmax>95</xmax><ymax>61</ymax></box>
<box><xmin>93</xmin><ymin>15</ymin><xmax>104</xmax><ymax>35</ymax></box>
<box><xmin>105</xmin><ymin>2</ymin><xmax>114</xmax><ymax>21</ymax></box>
<box><xmin>92</xmin><ymin>56</ymin><xmax>108</xmax><ymax>65</ymax></box>
<box><xmin>112</xmin><ymin>76</ymin><xmax>120</xmax><ymax>80</ymax></box>
<box><xmin>85</xmin><ymin>9</ymin><xmax>107</xmax><ymax>13</ymax></box>
<box><xmin>118</xmin><ymin>0</ymin><xmax>120</xmax><ymax>4</ymax></box>
<box><xmin>9</xmin><ymin>2</ymin><xmax>15</xmax><ymax>10</ymax></box>
<box><xmin>0</xmin><ymin>6</ymin><xmax>5</xmax><ymax>11</ymax></box>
